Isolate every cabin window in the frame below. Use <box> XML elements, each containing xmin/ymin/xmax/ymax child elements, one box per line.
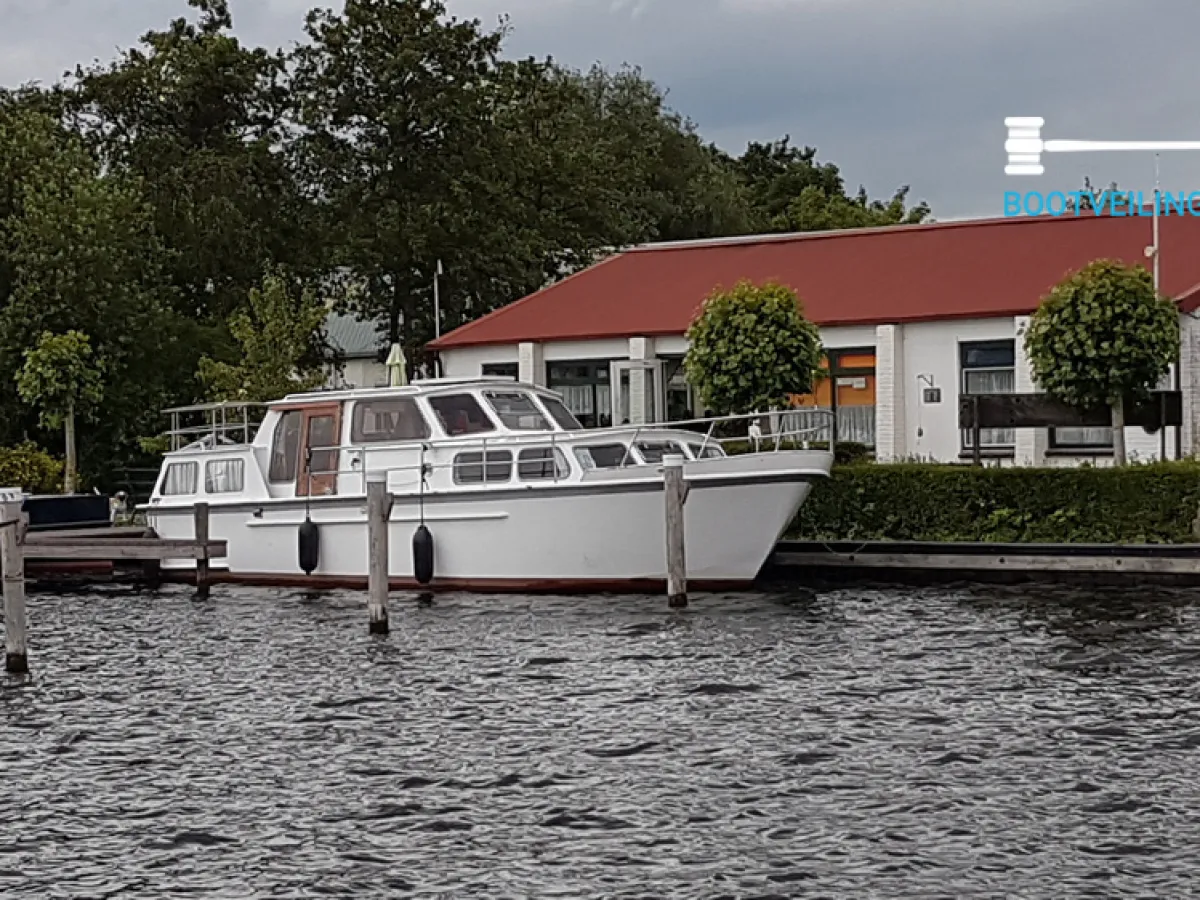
<box><xmin>635</xmin><ymin>441</ymin><xmax>688</xmax><ymax>464</ymax></box>
<box><xmin>539</xmin><ymin>396</ymin><xmax>584</xmax><ymax>431</ymax></box>
<box><xmin>351</xmin><ymin>398</ymin><xmax>430</xmax><ymax>443</ymax></box>
<box><xmin>518</xmin><ymin>447</ymin><xmax>570</xmax><ymax>481</ymax></box>
<box><xmin>205</xmin><ymin>459</ymin><xmax>245</xmax><ymax>493</ymax></box>
<box><xmin>484</xmin><ymin>391</ymin><xmax>550</xmax><ymax>431</ymax></box>
<box><xmin>268</xmin><ymin>410</ymin><xmax>303</xmax><ymax>483</ymax></box>
<box><xmin>429</xmin><ymin>394</ymin><xmax>496</xmax><ymax>436</ymax></box>
<box><xmin>574</xmin><ymin>443</ymin><xmax>630</xmax><ymax>470</ymax></box>
<box><xmin>687</xmin><ymin>442</ymin><xmax>724</xmax><ymax>460</ymax></box>
<box><xmin>453</xmin><ymin>450</ymin><xmax>512</xmax><ymax>484</ymax></box>
<box><xmin>161</xmin><ymin>462</ymin><xmax>198</xmax><ymax>496</ymax></box>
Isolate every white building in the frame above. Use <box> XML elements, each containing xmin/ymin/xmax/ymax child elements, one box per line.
<box><xmin>428</xmin><ymin>214</ymin><xmax>1200</xmax><ymax>465</ymax></box>
<box><xmin>324</xmin><ymin>312</ymin><xmax>388</xmax><ymax>389</ymax></box>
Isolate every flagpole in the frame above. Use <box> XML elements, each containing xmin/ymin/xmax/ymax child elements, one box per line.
<box><xmin>1153</xmin><ymin>153</ymin><xmax>1161</xmax><ymax>294</ymax></box>
<box><xmin>433</xmin><ymin>259</ymin><xmax>443</xmax><ymax>340</ymax></box>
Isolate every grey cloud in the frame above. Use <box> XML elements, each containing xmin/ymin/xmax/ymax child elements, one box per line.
<box><xmin>4</xmin><ymin>0</ymin><xmax>1200</xmax><ymax>219</ymax></box>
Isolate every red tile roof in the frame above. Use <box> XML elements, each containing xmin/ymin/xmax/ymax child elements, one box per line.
<box><xmin>428</xmin><ymin>214</ymin><xmax>1200</xmax><ymax>350</ymax></box>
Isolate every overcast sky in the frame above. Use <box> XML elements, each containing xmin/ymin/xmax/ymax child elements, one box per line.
<box><xmin>3</xmin><ymin>0</ymin><xmax>1198</xmax><ymax>221</ymax></box>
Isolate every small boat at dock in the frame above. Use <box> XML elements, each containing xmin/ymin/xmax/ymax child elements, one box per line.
<box><xmin>140</xmin><ymin>378</ymin><xmax>833</xmax><ymax>591</ymax></box>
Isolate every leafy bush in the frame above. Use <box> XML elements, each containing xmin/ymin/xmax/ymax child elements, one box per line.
<box><xmin>684</xmin><ymin>280</ymin><xmax>823</xmax><ymax>415</ymax></box>
<box><xmin>789</xmin><ymin>462</ymin><xmax>1200</xmax><ymax>544</ymax></box>
<box><xmin>0</xmin><ymin>443</ymin><xmax>64</xmax><ymax>494</ymax></box>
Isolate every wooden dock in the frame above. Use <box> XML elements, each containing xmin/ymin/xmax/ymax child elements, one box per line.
<box><xmin>1</xmin><ymin>494</ymin><xmax>224</xmax><ymax>674</ymax></box>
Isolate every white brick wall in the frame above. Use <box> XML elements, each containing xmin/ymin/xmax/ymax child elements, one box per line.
<box><xmin>1181</xmin><ymin>313</ymin><xmax>1200</xmax><ymax>458</ymax></box>
<box><xmin>1013</xmin><ymin>316</ymin><xmax>1045</xmax><ymax>466</ymax></box>
<box><xmin>874</xmin><ymin>324</ymin><xmax>905</xmax><ymax>461</ymax></box>
<box><xmin>517</xmin><ymin>341</ymin><xmax>545</xmax><ymax>386</ymax></box>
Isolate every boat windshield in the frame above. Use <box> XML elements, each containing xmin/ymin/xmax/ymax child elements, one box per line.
<box><xmin>483</xmin><ymin>390</ymin><xmax>551</xmax><ymax>431</ymax></box>
<box><xmin>538</xmin><ymin>395</ymin><xmax>583</xmax><ymax>431</ymax></box>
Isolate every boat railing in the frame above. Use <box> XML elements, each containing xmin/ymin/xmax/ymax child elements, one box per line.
<box><xmin>160</xmin><ymin>401</ymin><xmax>270</xmax><ymax>452</ymax></box>
<box><xmin>304</xmin><ymin>408</ymin><xmax>836</xmax><ymax>494</ymax></box>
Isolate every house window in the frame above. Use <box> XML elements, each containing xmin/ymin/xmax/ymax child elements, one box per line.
<box><xmin>268</xmin><ymin>410</ymin><xmax>303</xmax><ymax>483</ymax></box>
<box><xmin>482</xmin><ymin>362</ymin><xmax>518</xmax><ymax>379</ymax></box>
<box><xmin>517</xmin><ymin>447</ymin><xmax>570</xmax><ymax>481</ymax></box>
<box><xmin>161</xmin><ymin>462</ymin><xmax>198</xmax><ymax>496</ymax></box>
<box><xmin>961</xmin><ymin>340</ymin><xmax>1016</xmax><ymax>452</ymax></box>
<box><xmin>205</xmin><ymin>459</ymin><xmax>244</xmax><ymax>493</ymax></box>
<box><xmin>452</xmin><ymin>450</ymin><xmax>512</xmax><ymax>484</ymax></box>
<box><xmin>429</xmin><ymin>394</ymin><xmax>496</xmax><ymax>436</ymax></box>
<box><xmin>661</xmin><ymin>357</ymin><xmax>696</xmax><ymax>422</ymax></box>
<box><xmin>790</xmin><ymin>347</ymin><xmax>877</xmax><ymax>447</ymax></box>
<box><xmin>548</xmin><ymin>361</ymin><xmax>612</xmax><ymax>429</ymax></box>
<box><xmin>351</xmin><ymin>398</ymin><xmax>431</xmax><ymax>443</ymax></box>
<box><xmin>1049</xmin><ymin>425</ymin><xmax>1114</xmax><ymax>452</ymax></box>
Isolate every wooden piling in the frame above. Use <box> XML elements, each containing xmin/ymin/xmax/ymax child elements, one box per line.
<box><xmin>0</xmin><ymin>488</ymin><xmax>29</xmax><ymax>674</ymax></box>
<box><xmin>366</xmin><ymin>472</ymin><xmax>390</xmax><ymax>634</ymax></box>
<box><xmin>193</xmin><ymin>502</ymin><xmax>210</xmax><ymax>596</ymax></box>
<box><xmin>663</xmin><ymin>454</ymin><xmax>689</xmax><ymax>608</ymax></box>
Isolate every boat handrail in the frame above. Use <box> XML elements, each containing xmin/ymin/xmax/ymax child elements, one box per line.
<box><xmin>299</xmin><ymin>409</ymin><xmax>836</xmax><ymax>493</ymax></box>
<box><xmin>307</xmin><ymin>409</ymin><xmax>836</xmax><ymax>458</ymax></box>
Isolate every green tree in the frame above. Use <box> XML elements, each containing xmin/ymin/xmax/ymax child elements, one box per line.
<box><xmin>16</xmin><ymin>331</ymin><xmax>105</xmax><ymax>493</ymax></box>
<box><xmin>684</xmin><ymin>280</ymin><xmax>824</xmax><ymax>415</ymax></box>
<box><xmin>292</xmin><ymin>0</ymin><xmax>508</xmax><ymax>360</ymax></box>
<box><xmin>65</xmin><ymin>0</ymin><xmax>312</xmax><ymax>324</ymax></box>
<box><xmin>731</xmin><ymin>137</ymin><xmax>931</xmax><ymax>233</ymax></box>
<box><xmin>1024</xmin><ymin>259</ymin><xmax>1179</xmax><ymax>465</ymax></box>
<box><xmin>198</xmin><ymin>270</ymin><xmax>328</xmax><ymax>402</ymax></box>
<box><xmin>0</xmin><ymin>107</ymin><xmax>183</xmax><ymax>478</ymax></box>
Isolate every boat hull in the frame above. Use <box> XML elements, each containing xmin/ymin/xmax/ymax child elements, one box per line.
<box><xmin>146</xmin><ymin>461</ymin><xmax>823</xmax><ymax>591</ymax></box>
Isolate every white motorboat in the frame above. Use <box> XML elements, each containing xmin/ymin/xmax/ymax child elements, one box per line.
<box><xmin>141</xmin><ymin>377</ymin><xmax>833</xmax><ymax>591</ymax></box>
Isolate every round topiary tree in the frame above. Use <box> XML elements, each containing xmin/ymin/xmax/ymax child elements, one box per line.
<box><xmin>1024</xmin><ymin>259</ymin><xmax>1179</xmax><ymax>465</ymax></box>
<box><xmin>684</xmin><ymin>280</ymin><xmax>824</xmax><ymax>419</ymax></box>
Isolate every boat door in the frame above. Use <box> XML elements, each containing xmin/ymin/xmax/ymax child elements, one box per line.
<box><xmin>297</xmin><ymin>403</ymin><xmax>342</xmax><ymax>496</ymax></box>
<box><xmin>610</xmin><ymin>360</ymin><xmax>666</xmax><ymax>425</ymax></box>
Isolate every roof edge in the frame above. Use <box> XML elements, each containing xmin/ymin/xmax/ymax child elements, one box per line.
<box><xmin>626</xmin><ymin>212</ymin><xmax>1147</xmax><ymax>254</ymax></box>
<box><xmin>428</xmin><ymin>251</ymin><xmax>628</xmax><ymax>351</ymax></box>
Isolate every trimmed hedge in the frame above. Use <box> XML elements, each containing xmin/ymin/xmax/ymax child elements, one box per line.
<box><xmin>0</xmin><ymin>443</ymin><xmax>63</xmax><ymax>495</ymax></box>
<box><xmin>789</xmin><ymin>462</ymin><xmax>1200</xmax><ymax>544</ymax></box>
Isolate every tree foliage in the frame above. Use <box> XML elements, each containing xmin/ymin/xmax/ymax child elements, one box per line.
<box><xmin>16</xmin><ymin>330</ymin><xmax>104</xmax><ymax>493</ymax></box>
<box><xmin>684</xmin><ymin>281</ymin><xmax>824</xmax><ymax>415</ymax></box>
<box><xmin>198</xmin><ymin>270</ymin><xmax>329</xmax><ymax>402</ymax></box>
<box><xmin>17</xmin><ymin>330</ymin><xmax>105</xmax><ymax>429</ymax></box>
<box><xmin>1024</xmin><ymin>259</ymin><xmax>1179</xmax><ymax>464</ymax></box>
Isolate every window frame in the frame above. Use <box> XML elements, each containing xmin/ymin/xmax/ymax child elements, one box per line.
<box><xmin>160</xmin><ymin>461</ymin><xmax>199</xmax><ymax>496</ymax></box>
<box><xmin>517</xmin><ymin>446</ymin><xmax>570</xmax><ymax>481</ymax></box>
<box><xmin>428</xmin><ymin>393</ymin><xmax>497</xmax><ymax>437</ymax></box>
<box><xmin>350</xmin><ymin>397</ymin><xmax>431</xmax><ymax>444</ymax></box>
<box><xmin>481</xmin><ymin>362</ymin><xmax>519</xmax><ymax>379</ymax></box>
<box><xmin>268</xmin><ymin>409</ymin><xmax>303</xmax><ymax>484</ymax></box>
<box><xmin>452</xmin><ymin>450</ymin><xmax>513</xmax><ymax>484</ymax></box>
<box><xmin>959</xmin><ymin>339</ymin><xmax>1017</xmax><ymax>454</ymax></box>
<box><xmin>482</xmin><ymin>390</ymin><xmax>551</xmax><ymax>431</ymax></box>
<box><xmin>204</xmin><ymin>458</ymin><xmax>245</xmax><ymax>494</ymax></box>
<box><xmin>573</xmin><ymin>443</ymin><xmax>631</xmax><ymax>470</ymax></box>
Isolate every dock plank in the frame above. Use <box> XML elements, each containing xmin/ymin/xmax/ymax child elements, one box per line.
<box><xmin>22</xmin><ymin>537</ymin><xmax>226</xmax><ymax>561</ymax></box>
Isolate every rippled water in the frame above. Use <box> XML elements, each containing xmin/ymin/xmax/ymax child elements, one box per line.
<box><xmin>2</xmin><ymin>581</ymin><xmax>1199</xmax><ymax>897</ymax></box>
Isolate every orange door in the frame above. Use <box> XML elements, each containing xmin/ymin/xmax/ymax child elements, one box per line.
<box><xmin>297</xmin><ymin>404</ymin><xmax>342</xmax><ymax>497</ymax></box>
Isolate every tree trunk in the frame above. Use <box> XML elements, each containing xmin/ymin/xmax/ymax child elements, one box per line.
<box><xmin>64</xmin><ymin>399</ymin><xmax>77</xmax><ymax>494</ymax></box>
<box><xmin>1111</xmin><ymin>398</ymin><xmax>1126</xmax><ymax>466</ymax></box>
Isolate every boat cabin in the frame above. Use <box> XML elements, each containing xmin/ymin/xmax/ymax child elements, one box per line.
<box><xmin>151</xmin><ymin>378</ymin><xmax>727</xmax><ymax>504</ymax></box>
